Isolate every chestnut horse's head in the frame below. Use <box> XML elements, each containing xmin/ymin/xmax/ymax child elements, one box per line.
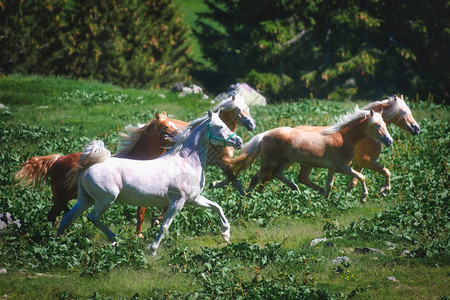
<box><xmin>153</xmin><ymin>111</ymin><xmax>182</xmax><ymax>146</ymax></box>
<box><xmin>214</xmin><ymin>93</ymin><xmax>256</xmax><ymax>131</ymax></box>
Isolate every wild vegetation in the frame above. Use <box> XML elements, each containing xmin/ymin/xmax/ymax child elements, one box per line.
<box><xmin>0</xmin><ymin>75</ymin><xmax>448</xmax><ymax>299</ymax></box>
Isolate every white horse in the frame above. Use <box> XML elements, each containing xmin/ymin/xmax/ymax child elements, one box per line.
<box><xmin>57</xmin><ymin>110</ymin><xmax>243</xmax><ymax>255</ymax></box>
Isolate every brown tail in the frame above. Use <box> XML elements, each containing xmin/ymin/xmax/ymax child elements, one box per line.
<box><xmin>15</xmin><ymin>154</ymin><xmax>61</xmax><ymax>186</ymax></box>
<box><xmin>229</xmin><ymin>132</ymin><xmax>266</xmax><ymax>174</ymax></box>
<box><xmin>65</xmin><ymin>140</ymin><xmax>111</xmax><ymax>189</ymax></box>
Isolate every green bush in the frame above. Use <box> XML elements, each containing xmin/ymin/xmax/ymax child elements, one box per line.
<box><xmin>0</xmin><ymin>0</ymin><xmax>193</xmax><ymax>89</ymax></box>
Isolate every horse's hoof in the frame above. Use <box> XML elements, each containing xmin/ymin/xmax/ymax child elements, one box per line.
<box><xmin>137</xmin><ymin>233</ymin><xmax>144</xmax><ymax>239</ymax></box>
<box><xmin>380</xmin><ymin>186</ymin><xmax>391</xmax><ymax>195</ymax></box>
<box><xmin>360</xmin><ymin>195</ymin><xmax>368</xmax><ymax>203</ymax></box>
<box><xmin>222</xmin><ymin>229</ymin><xmax>231</xmax><ymax>244</ymax></box>
<box><xmin>111</xmin><ymin>241</ymin><xmax>118</xmax><ymax>247</ymax></box>
<box><xmin>151</xmin><ymin>219</ymin><xmax>161</xmax><ymax>228</ymax></box>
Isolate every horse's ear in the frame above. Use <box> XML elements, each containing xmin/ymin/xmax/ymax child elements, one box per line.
<box><xmin>208</xmin><ymin>109</ymin><xmax>213</xmax><ymax>119</ymax></box>
<box><xmin>370</xmin><ymin>109</ymin><xmax>374</xmax><ymax>117</ymax></box>
<box><xmin>162</xmin><ymin>111</ymin><xmax>167</xmax><ymax>116</ymax></box>
<box><xmin>232</xmin><ymin>95</ymin><xmax>235</xmax><ymax>101</ymax></box>
<box><xmin>400</xmin><ymin>94</ymin><xmax>404</xmax><ymax>100</ymax></box>
<box><xmin>155</xmin><ymin>112</ymin><xmax>160</xmax><ymax>119</ymax></box>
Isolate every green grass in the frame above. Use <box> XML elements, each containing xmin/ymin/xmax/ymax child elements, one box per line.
<box><xmin>0</xmin><ymin>75</ymin><xmax>448</xmax><ymax>299</ymax></box>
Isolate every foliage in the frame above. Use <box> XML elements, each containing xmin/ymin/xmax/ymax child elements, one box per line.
<box><xmin>0</xmin><ymin>0</ymin><xmax>193</xmax><ymax>89</ymax></box>
<box><xmin>195</xmin><ymin>0</ymin><xmax>449</xmax><ymax>102</ymax></box>
<box><xmin>0</xmin><ymin>76</ymin><xmax>448</xmax><ymax>298</ymax></box>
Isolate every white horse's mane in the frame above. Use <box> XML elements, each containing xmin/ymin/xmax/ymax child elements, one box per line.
<box><xmin>167</xmin><ymin>115</ymin><xmax>209</xmax><ymax>154</ymax></box>
<box><xmin>362</xmin><ymin>95</ymin><xmax>410</xmax><ymax>123</ymax></box>
<box><xmin>323</xmin><ymin>108</ymin><xmax>375</xmax><ymax>134</ymax></box>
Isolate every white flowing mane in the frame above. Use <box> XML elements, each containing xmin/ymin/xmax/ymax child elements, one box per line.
<box><xmin>323</xmin><ymin>108</ymin><xmax>374</xmax><ymax>134</ymax></box>
<box><xmin>362</xmin><ymin>95</ymin><xmax>410</xmax><ymax>123</ymax></box>
<box><xmin>114</xmin><ymin>122</ymin><xmax>150</xmax><ymax>157</ymax></box>
<box><xmin>167</xmin><ymin>115</ymin><xmax>209</xmax><ymax>154</ymax></box>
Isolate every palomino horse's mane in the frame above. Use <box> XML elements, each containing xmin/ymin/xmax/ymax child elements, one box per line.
<box><xmin>115</xmin><ymin>120</ymin><xmax>155</xmax><ymax>157</ymax></box>
<box><xmin>212</xmin><ymin>92</ymin><xmax>247</xmax><ymax>112</ymax></box>
<box><xmin>167</xmin><ymin>115</ymin><xmax>209</xmax><ymax>154</ymax></box>
<box><xmin>323</xmin><ymin>108</ymin><xmax>376</xmax><ymax>134</ymax></box>
<box><xmin>362</xmin><ymin>95</ymin><xmax>410</xmax><ymax>123</ymax></box>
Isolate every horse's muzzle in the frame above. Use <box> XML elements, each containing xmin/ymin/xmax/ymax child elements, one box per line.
<box><xmin>383</xmin><ymin>136</ymin><xmax>393</xmax><ymax>147</ymax></box>
<box><xmin>410</xmin><ymin>124</ymin><xmax>420</xmax><ymax>136</ymax></box>
<box><xmin>232</xmin><ymin>137</ymin><xmax>243</xmax><ymax>149</ymax></box>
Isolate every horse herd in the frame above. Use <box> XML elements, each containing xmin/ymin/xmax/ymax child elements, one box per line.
<box><xmin>15</xmin><ymin>94</ymin><xmax>420</xmax><ymax>255</ymax></box>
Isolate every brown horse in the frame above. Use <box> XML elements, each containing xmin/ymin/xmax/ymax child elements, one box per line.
<box><xmin>255</xmin><ymin>95</ymin><xmax>420</xmax><ymax>195</ymax></box>
<box><xmin>135</xmin><ymin>94</ymin><xmax>257</xmax><ymax>237</ymax></box>
<box><xmin>230</xmin><ymin>109</ymin><xmax>393</xmax><ymax>202</ymax></box>
<box><xmin>345</xmin><ymin>95</ymin><xmax>419</xmax><ymax>193</ymax></box>
<box><xmin>15</xmin><ymin>111</ymin><xmax>180</xmax><ymax>223</ymax></box>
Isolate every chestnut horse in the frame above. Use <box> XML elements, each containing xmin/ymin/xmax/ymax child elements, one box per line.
<box><xmin>135</xmin><ymin>94</ymin><xmax>257</xmax><ymax>237</ymax></box>
<box><xmin>15</xmin><ymin>111</ymin><xmax>180</xmax><ymax>223</ymax></box>
<box><xmin>230</xmin><ymin>109</ymin><xmax>393</xmax><ymax>202</ymax></box>
<box><xmin>254</xmin><ymin>95</ymin><xmax>419</xmax><ymax>195</ymax></box>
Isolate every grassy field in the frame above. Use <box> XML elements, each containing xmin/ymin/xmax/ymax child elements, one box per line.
<box><xmin>0</xmin><ymin>75</ymin><xmax>448</xmax><ymax>299</ymax></box>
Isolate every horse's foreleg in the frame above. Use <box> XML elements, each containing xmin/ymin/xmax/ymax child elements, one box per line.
<box><xmin>248</xmin><ymin>166</ymin><xmax>272</xmax><ymax>193</ymax></box>
<box><xmin>136</xmin><ymin>207</ymin><xmax>147</xmax><ymax>238</ymax></box>
<box><xmin>152</xmin><ymin>207</ymin><xmax>167</xmax><ymax>228</ymax></box>
<box><xmin>297</xmin><ymin>165</ymin><xmax>325</xmax><ymax>195</ymax></box>
<box><xmin>87</xmin><ymin>198</ymin><xmax>117</xmax><ymax>242</ymax></box>
<box><xmin>359</xmin><ymin>158</ymin><xmax>391</xmax><ymax>194</ymax></box>
<box><xmin>336</xmin><ymin>165</ymin><xmax>367</xmax><ymax>202</ymax></box>
<box><xmin>325</xmin><ymin>169</ymin><xmax>336</xmax><ymax>198</ymax></box>
<box><xmin>345</xmin><ymin>164</ymin><xmax>363</xmax><ymax>192</ymax></box>
<box><xmin>149</xmin><ymin>199</ymin><xmax>185</xmax><ymax>256</ymax></box>
<box><xmin>190</xmin><ymin>195</ymin><xmax>231</xmax><ymax>243</ymax></box>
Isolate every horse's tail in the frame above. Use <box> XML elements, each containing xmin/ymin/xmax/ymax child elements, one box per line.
<box><xmin>15</xmin><ymin>154</ymin><xmax>61</xmax><ymax>187</ymax></box>
<box><xmin>65</xmin><ymin>140</ymin><xmax>111</xmax><ymax>189</ymax></box>
<box><xmin>230</xmin><ymin>132</ymin><xmax>267</xmax><ymax>174</ymax></box>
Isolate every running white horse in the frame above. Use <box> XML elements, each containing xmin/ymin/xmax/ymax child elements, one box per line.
<box><xmin>57</xmin><ymin>110</ymin><xmax>243</xmax><ymax>255</ymax></box>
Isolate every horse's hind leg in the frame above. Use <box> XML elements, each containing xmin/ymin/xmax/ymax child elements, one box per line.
<box><xmin>151</xmin><ymin>207</ymin><xmax>167</xmax><ymax>228</ymax></box>
<box><xmin>57</xmin><ymin>188</ymin><xmax>94</xmax><ymax>237</ymax></box>
<box><xmin>149</xmin><ymin>199</ymin><xmax>185</xmax><ymax>256</ymax></box>
<box><xmin>248</xmin><ymin>166</ymin><xmax>273</xmax><ymax>193</ymax></box>
<box><xmin>190</xmin><ymin>195</ymin><xmax>230</xmax><ymax>243</ymax></box>
<box><xmin>297</xmin><ymin>165</ymin><xmax>325</xmax><ymax>195</ymax></box>
<box><xmin>136</xmin><ymin>207</ymin><xmax>147</xmax><ymax>238</ymax></box>
<box><xmin>273</xmin><ymin>166</ymin><xmax>300</xmax><ymax>192</ymax></box>
<box><xmin>325</xmin><ymin>169</ymin><xmax>336</xmax><ymax>198</ymax></box>
<box><xmin>87</xmin><ymin>197</ymin><xmax>117</xmax><ymax>242</ymax></box>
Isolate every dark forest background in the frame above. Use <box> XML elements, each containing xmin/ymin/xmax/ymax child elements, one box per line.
<box><xmin>1</xmin><ymin>0</ymin><xmax>448</xmax><ymax>102</ymax></box>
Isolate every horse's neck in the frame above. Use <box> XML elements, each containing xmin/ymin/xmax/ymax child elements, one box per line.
<box><xmin>179</xmin><ymin>122</ymin><xmax>209</xmax><ymax>170</ymax></box>
<box><xmin>371</xmin><ymin>102</ymin><xmax>397</xmax><ymax>125</ymax></box>
<box><xmin>339</xmin><ymin>119</ymin><xmax>369</xmax><ymax>147</ymax></box>
<box><xmin>218</xmin><ymin>110</ymin><xmax>238</xmax><ymax>132</ymax></box>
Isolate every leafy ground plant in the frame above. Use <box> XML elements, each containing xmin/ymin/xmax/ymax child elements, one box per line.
<box><xmin>0</xmin><ymin>75</ymin><xmax>448</xmax><ymax>299</ymax></box>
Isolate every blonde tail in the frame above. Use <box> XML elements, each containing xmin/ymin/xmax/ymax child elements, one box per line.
<box><xmin>15</xmin><ymin>154</ymin><xmax>61</xmax><ymax>186</ymax></box>
<box><xmin>65</xmin><ymin>140</ymin><xmax>111</xmax><ymax>189</ymax></box>
<box><xmin>230</xmin><ymin>132</ymin><xmax>266</xmax><ymax>174</ymax></box>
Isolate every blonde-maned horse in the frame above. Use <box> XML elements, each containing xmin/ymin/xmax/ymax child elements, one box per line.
<box><xmin>57</xmin><ymin>111</ymin><xmax>243</xmax><ymax>256</ymax></box>
<box><xmin>136</xmin><ymin>93</ymin><xmax>256</xmax><ymax>237</ymax></box>
<box><xmin>230</xmin><ymin>109</ymin><xmax>393</xmax><ymax>202</ymax></box>
<box><xmin>254</xmin><ymin>95</ymin><xmax>419</xmax><ymax>195</ymax></box>
<box><xmin>15</xmin><ymin>111</ymin><xmax>179</xmax><ymax>223</ymax></box>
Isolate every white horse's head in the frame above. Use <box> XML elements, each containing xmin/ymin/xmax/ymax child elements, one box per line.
<box><xmin>207</xmin><ymin>110</ymin><xmax>243</xmax><ymax>149</ymax></box>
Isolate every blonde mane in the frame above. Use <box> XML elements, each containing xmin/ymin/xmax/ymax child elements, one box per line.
<box><xmin>323</xmin><ymin>108</ymin><xmax>372</xmax><ymax>134</ymax></box>
<box><xmin>212</xmin><ymin>92</ymin><xmax>247</xmax><ymax>112</ymax></box>
<box><xmin>362</xmin><ymin>95</ymin><xmax>409</xmax><ymax>123</ymax></box>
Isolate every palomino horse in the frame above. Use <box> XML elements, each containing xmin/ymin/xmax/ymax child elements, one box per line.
<box><xmin>230</xmin><ymin>109</ymin><xmax>393</xmax><ymax>202</ymax></box>
<box><xmin>15</xmin><ymin>111</ymin><xmax>179</xmax><ymax>223</ymax></box>
<box><xmin>58</xmin><ymin>111</ymin><xmax>243</xmax><ymax>255</ymax></box>
<box><xmin>135</xmin><ymin>93</ymin><xmax>256</xmax><ymax>237</ymax></box>
<box><xmin>253</xmin><ymin>95</ymin><xmax>420</xmax><ymax>195</ymax></box>
<box><xmin>345</xmin><ymin>95</ymin><xmax>419</xmax><ymax>193</ymax></box>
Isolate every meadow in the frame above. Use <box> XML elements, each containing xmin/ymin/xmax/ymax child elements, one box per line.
<box><xmin>0</xmin><ymin>75</ymin><xmax>448</xmax><ymax>299</ymax></box>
